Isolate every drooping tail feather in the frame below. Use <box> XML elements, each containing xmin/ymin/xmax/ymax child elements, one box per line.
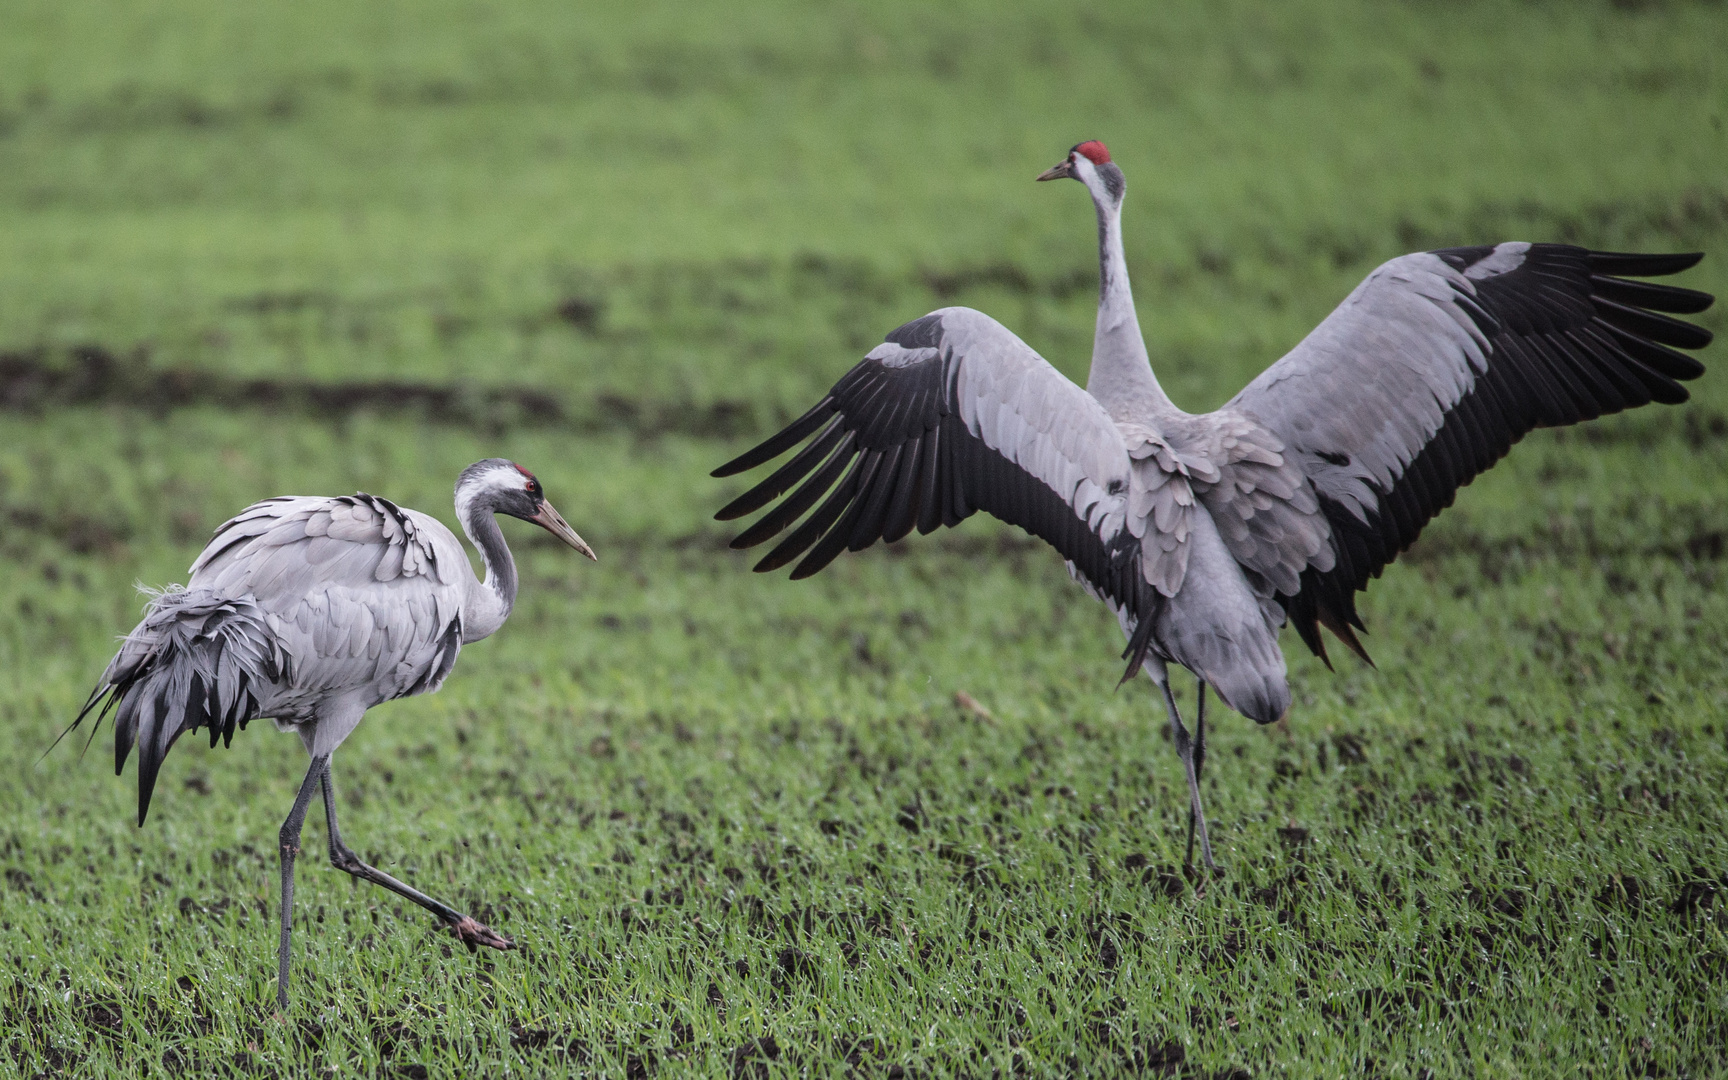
<box><xmin>67</xmin><ymin>587</ymin><xmax>285</xmax><ymax>824</ymax></box>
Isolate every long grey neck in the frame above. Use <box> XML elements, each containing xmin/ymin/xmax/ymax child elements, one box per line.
<box><xmin>459</xmin><ymin>501</ymin><xmax>516</xmax><ymax>643</ymax></box>
<box><xmin>1087</xmin><ymin>190</ymin><xmax>1178</xmax><ymax>424</ymax></box>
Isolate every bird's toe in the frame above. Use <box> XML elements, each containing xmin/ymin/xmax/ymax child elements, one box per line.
<box><xmin>445</xmin><ymin>914</ymin><xmax>516</xmax><ymax>952</ymax></box>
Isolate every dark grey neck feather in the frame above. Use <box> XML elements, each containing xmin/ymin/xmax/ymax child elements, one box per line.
<box><xmin>1092</xmin><ymin>164</ymin><xmax>1127</xmax><ymax>303</ymax></box>
<box><xmin>463</xmin><ymin>499</ymin><xmax>518</xmax><ymax>614</ymax></box>
<box><xmin>1097</xmin><ymin>209</ymin><xmax>1113</xmax><ymax>303</ymax></box>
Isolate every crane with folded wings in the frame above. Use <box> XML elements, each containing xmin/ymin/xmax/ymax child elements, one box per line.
<box><xmin>66</xmin><ymin>460</ymin><xmax>597</xmax><ymax>1007</ymax></box>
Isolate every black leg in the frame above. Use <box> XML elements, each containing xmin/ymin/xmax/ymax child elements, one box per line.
<box><xmin>318</xmin><ymin>759</ymin><xmax>513</xmax><ymax>952</ymax></box>
<box><xmin>1159</xmin><ymin>681</ymin><xmax>1217</xmax><ymax>873</ymax></box>
<box><xmin>1186</xmin><ymin>682</ymin><xmax>1208</xmax><ymax>868</ymax></box>
<box><xmin>278</xmin><ymin>754</ymin><xmax>328</xmax><ymax>1011</ymax></box>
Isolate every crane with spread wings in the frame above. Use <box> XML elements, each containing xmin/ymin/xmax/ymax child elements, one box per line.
<box><xmin>714</xmin><ymin>140</ymin><xmax>1714</xmax><ymax>872</ymax></box>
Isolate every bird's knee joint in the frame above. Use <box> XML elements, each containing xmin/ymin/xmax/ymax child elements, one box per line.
<box><xmin>279</xmin><ymin>840</ymin><xmax>301</xmax><ymax>859</ymax></box>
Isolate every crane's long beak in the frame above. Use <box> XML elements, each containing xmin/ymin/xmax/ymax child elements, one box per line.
<box><xmin>530</xmin><ymin>500</ymin><xmax>597</xmax><ymax>561</ymax></box>
<box><xmin>1035</xmin><ymin>160</ymin><xmax>1074</xmax><ymax>182</ymax></box>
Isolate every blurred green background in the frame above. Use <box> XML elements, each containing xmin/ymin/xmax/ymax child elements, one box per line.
<box><xmin>2</xmin><ymin>1</ymin><xmax>1725</xmax><ymax>1075</ymax></box>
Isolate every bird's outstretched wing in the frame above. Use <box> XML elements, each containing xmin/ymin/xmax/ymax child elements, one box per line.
<box><xmin>714</xmin><ymin>307</ymin><xmax>1164</xmax><ymax>677</ymax></box>
<box><xmin>1229</xmin><ymin>243</ymin><xmax>1713</xmax><ymax>664</ymax></box>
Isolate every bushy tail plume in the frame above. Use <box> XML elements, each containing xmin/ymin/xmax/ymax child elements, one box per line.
<box><xmin>65</xmin><ymin>587</ymin><xmax>286</xmax><ymax>824</ymax></box>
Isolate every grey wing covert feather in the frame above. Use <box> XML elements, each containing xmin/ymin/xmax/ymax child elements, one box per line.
<box><xmin>190</xmin><ymin>493</ymin><xmax>472</xmax><ymax>707</ymax></box>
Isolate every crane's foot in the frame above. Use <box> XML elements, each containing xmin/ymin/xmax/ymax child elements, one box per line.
<box><xmin>443</xmin><ymin>914</ymin><xmax>515</xmax><ymax>952</ymax></box>
<box><xmin>1183</xmin><ymin>858</ymin><xmax>1224</xmax><ymax>896</ymax></box>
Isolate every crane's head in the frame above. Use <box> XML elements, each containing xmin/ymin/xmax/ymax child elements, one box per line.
<box><xmin>456</xmin><ymin>459</ymin><xmax>597</xmax><ymax>560</ymax></box>
<box><xmin>1036</xmin><ymin>141</ymin><xmax>1124</xmax><ymax>206</ymax></box>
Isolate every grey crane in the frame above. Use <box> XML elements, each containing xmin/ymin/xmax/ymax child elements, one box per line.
<box><xmin>713</xmin><ymin>140</ymin><xmax>1715</xmax><ymax>872</ymax></box>
<box><xmin>65</xmin><ymin>459</ymin><xmax>596</xmax><ymax>1009</ymax></box>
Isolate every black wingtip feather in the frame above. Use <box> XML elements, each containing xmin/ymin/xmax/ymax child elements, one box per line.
<box><xmin>846</xmin><ymin>444</ymin><xmax>903</xmax><ymax>552</ymax></box>
<box><xmin>1586</xmin><ymin>251</ymin><xmax>1704</xmax><ymax>278</ymax></box>
<box><xmin>730</xmin><ymin>431</ymin><xmax>858</xmax><ymax>549</ymax></box>
<box><xmin>1591</xmin><ymin>296</ymin><xmax>1714</xmax><ymax>350</ymax></box>
<box><xmin>914</xmin><ymin>423</ymin><xmax>945</xmax><ymax>535</ymax></box>
<box><xmin>879</xmin><ymin>437</ymin><xmax>926</xmax><ymax>544</ymax></box>
<box><xmin>711</xmin><ymin>399</ymin><xmax>837</xmax><ymax>478</ymax></box>
<box><xmin>755</xmin><ymin>454</ymin><xmax>866</xmax><ymax>573</ymax></box>
<box><xmin>716</xmin><ymin>414</ymin><xmax>847</xmax><ymax>522</ymax></box>
<box><xmin>790</xmin><ymin>451</ymin><xmax>884</xmax><ymax>578</ymax></box>
<box><xmin>1595</xmin><ymin>319</ymin><xmax>1706</xmax><ymax>383</ymax></box>
<box><xmin>1590</xmin><ymin>274</ymin><xmax>1715</xmax><ymax>315</ymax></box>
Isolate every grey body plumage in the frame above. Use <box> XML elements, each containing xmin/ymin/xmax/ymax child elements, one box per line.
<box><xmin>69</xmin><ymin>458</ymin><xmax>596</xmax><ymax>1009</ymax></box>
<box><xmin>716</xmin><ymin>141</ymin><xmax>1715</xmax><ymax>871</ymax></box>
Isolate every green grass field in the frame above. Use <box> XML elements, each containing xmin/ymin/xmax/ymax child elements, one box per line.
<box><xmin>3</xmin><ymin>1</ymin><xmax>1727</xmax><ymax>1075</ymax></box>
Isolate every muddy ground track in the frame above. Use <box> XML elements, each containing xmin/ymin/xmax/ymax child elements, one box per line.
<box><xmin>2</xmin><ymin>336</ymin><xmax>1726</xmax><ymax>559</ymax></box>
<box><xmin>0</xmin><ymin>345</ymin><xmax>754</xmax><ymax>440</ymax></box>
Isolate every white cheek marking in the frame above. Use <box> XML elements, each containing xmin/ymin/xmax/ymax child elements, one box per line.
<box><xmin>461</xmin><ymin>467</ymin><xmax>530</xmax><ymax>509</ymax></box>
